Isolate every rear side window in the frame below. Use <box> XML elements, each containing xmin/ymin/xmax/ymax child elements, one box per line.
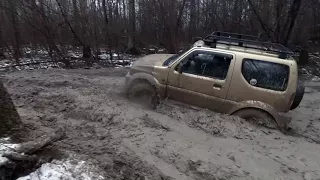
<box><xmin>242</xmin><ymin>59</ymin><xmax>289</xmax><ymax>91</ymax></box>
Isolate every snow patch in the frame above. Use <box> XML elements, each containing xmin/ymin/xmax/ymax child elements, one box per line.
<box><xmin>312</xmin><ymin>76</ymin><xmax>320</xmax><ymax>81</ymax></box>
<box><xmin>0</xmin><ymin>143</ymin><xmax>19</xmax><ymax>152</ymax></box>
<box><xmin>0</xmin><ymin>138</ymin><xmax>20</xmax><ymax>166</ymax></box>
<box><xmin>98</xmin><ymin>53</ymin><xmax>119</xmax><ymax>60</ymax></box>
<box><xmin>98</xmin><ymin>53</ymin><xmax>110</xmax><ymax>60</ymax></box>
<box><xmin>0</xmin><ymin>137</ymin><xmax>11</xmax><ymax>142</ymax></box>
<box><xmin>68</xmin><ymin>52</ymin><xmax>82</xmax><ymax>59</ymax></box>
<box><xmin>1</xmin><ymin>138</ymin><xmax>104</xmax><ymax>180</ymax></box>
<box><xmin>158</xmin><ymin>48</ymin><xmax>166</xmax><ymax>53</ymax></box>
<box><xmin>18</xmin><ymin>158</ymin><xmax>105</xmax><ymax>180</ymax></box>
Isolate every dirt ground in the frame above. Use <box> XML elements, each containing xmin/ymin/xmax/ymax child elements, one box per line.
<box><xmin>2</xmin><ymin>68</ymin><xmax>320</xmax><ymax>180</ymax></box>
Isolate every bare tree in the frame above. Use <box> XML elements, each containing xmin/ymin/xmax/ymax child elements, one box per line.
<box><xmin>0</xmin><ymin>0</ymin><xmax>317</xmax><ymax>57</ymax></box>
<box><xmin>0</xmin><ymin>15</ymin><xmax>4</xmax><ymax>58</ymax></box>
<box><xmin>102</xmin><ymin>0</ymin><xmax>113</xmax><ymax>60</ymax></box>
<box><xmin>282</xmin><ymin>0</ymin><xmax>303</xmax><ymax>45</ymax></box>
<box><xmin>4</xmin><ymin>0</ymin><xmax>21</xmax><ymax>64</ymax></box>
<box><xmin>189</xmin><ymin>0</ymin><xmax>196</xmax><ymax>41</ymax></box>
<box><xmin>127</xmin><ymin>0</ymin><xmax>138</xmax><ymax>54</ymax></box>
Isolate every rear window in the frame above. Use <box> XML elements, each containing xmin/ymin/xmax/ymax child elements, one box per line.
<box><xmin>241</xmin><ymin>59</ymin><xmax>289</xmax><ymax>91</ymax></box>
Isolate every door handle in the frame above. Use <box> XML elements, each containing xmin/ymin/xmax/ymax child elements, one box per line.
<box><xmin>213</xmin><ymin>84</ymin><xmax>223</xmax><ymax>90</ymax></box>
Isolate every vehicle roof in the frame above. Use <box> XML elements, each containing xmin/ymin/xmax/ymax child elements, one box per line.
<box><xmin>201</xmin><ymin>32</ymin><xmax>294</xmax><ymax>60</ymax></box>
<box><xmin>193</xmin><ymin>41</ymin><xmax>296</xmax><ymax>63</ymax></box>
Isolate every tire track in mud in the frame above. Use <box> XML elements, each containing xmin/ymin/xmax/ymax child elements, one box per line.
<box><xmin>2</xmin><ymin>70</ymin><xmax>248</xmax><ymax>179</ymax></box>
<box><xmin>2</xmin><ymin>71</ymin><xmax>175</xmax><ymax>180</ymax></box>
<box><xmin>2</xmin><ymin>69</ymin><xmax>320</xmax><ymax>180</ymax></box>
<box><xmin>289</xmin><ymin>84</ymin><xmax>320</xmax><ymax>145</ymax></box>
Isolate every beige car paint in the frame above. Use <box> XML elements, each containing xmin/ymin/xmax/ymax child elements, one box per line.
<box><xmin>126</xmin><ymin>45</ymin><xmax>298</xmax><ymax>128</ymax></box>
<box><xmin>134</xmin><ymin>54</ymin><xmax>175</xmax><ymax>66</ymax></box>
<box><xmin>165</xmin><ymin>48</ymin><xmax>236</xmax><ymax>111</ymax></box>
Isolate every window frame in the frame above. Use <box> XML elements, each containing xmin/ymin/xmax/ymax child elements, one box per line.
<box><xmin>241</xmin><ymin>58</ymin><xmax>290</xmax><ymax>92</ymax></box>
<box><xmin>177</xmin><ymin>50</ymin><xmax>233</xmax><ymax>80</ymax></box>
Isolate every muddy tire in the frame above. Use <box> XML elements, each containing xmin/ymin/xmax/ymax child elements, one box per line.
<box><xmin>233</xmin><ymin>109</ymin><xmax>277</xmax><ymax>129</ymax></box>
<box><xmin>128</xmin><ymin>81</ymin><xmax>159</xmax><ymax>109</ymax></box>
<box><xmin>290</xmin><ymin>81</ymin><xmax>305</xmax><ymax>110</ymax></box>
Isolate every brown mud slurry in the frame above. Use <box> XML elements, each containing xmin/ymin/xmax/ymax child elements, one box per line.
<box><xmin>2</xmin><ymin>68</ymin><xmax>320</xmax><ymax>180</ymax></box>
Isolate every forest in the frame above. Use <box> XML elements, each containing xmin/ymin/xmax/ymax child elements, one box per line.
<box><xmin>0</xmin><ymin>0</ymin><xmax>320</xmax><ymax>66</ymax></box>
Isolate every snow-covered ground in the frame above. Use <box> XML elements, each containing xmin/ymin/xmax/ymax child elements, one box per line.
<box><xmin>0</xmin><ymin>138</ymin><xmax>19</xmax><ymax>166</ymax></box>
<box><xmin>1</xmin><ymin>138</ymin><xmax>105</xmax><ymax>180</ymax></box>
<box><xmin>0</xmin><ymin>52</ymin><xmax>134</xmax><ymax>71</ymax></box>
<box><xmin>18</xmin><ymin>156</ymin><xmax>105</xmax><ymax>180</ymax></box>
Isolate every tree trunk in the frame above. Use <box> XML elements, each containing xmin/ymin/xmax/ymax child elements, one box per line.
<box><xmin>0</xmin><ymin>2</ymin><xmax>4</xmax><ymax>59</ymax></box>
<box><xmin>189</xmin><ymin>0</ymin><xmax>196</xmax><ymax>42</ymax></box>
<box><xmin>282</xmin><ymin>0</ymin><xmax>303</xmax><ymax>45</ymax></box>
<box><xmin>83</xmin><ymin>45</ymin><xmax>92</xmax><ymax>67</ymax></box>
<box><xmin>247</xmin><ymin>0</ymin><xmax>273</xmax><ymax>40</ymax></box>
<box><xmin>298</xmin><ymin>48</ymin><xmax>309</xmax><ymax>65</ymax></box>
<box><xmin>72</xmin><ymin>0</ymin><xmax>80</xmax><ymax>46</ymax></box>
<box><xmin>231</xmin><ymin>0</ymin><xmax>241</xmax><ymax>31</ymax></box>
<box><xmin>102</xmin><ymin>0</ymin><xmax>114</xmax><ymax>61</ymax></box>
<box><xmin>0</xmin><ymin>80</ymin><xmax>21</xmax><ymax>136</ymax></box>
<box><xmin>122</xmin><ymin>0</ymin><xmax>126</xmax><ymax>19</ymax></box>
<box><xmin>0</xmin><ymin>24</ymin><xmax>4</xmax><ymax>59</ymax></box>
<box><xmin>274</xmin><ymin>0</ymin><xmax>286</xmax><ymax>42</ymax></box>
<box><xmin>127</xmin><ymin>0</ymin><xmax>138</xmax><ymax>54</ymax></box>
<box><xmin>7</xmin><ymin>0</ymin><xmax>21</xmax><ymax>65</ymax></box>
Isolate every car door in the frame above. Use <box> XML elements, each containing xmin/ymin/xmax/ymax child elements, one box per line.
<box><xmin>167</xmin><ymin>49</ymin><xmax>235</xmax><ymax>111</ymax></box>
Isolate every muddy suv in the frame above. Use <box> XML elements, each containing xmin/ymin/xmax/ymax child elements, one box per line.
<box><xmin>125</xmin><ymin>32</ymin><xmax>305</xmax><ymax>130</ymax></box>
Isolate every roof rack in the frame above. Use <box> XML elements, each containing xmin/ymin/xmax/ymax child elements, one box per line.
<box><xmin>203</xmin><ymin>31</ymin><xmax>293</xmax><ymax>59</ymax></box>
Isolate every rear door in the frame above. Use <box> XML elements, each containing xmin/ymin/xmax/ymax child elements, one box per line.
<box><xmin>167</xmin><ymin>49</ymin><xmax>235</xmax><ymax>111</ymax></box>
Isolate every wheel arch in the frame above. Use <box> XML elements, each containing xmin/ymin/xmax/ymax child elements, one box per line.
<box><xmin>127</xmin><ymin>72</ymin><xmax>159</xmax><ymax>90</ymax></box>
<box><xmin>229</xmin><ymin>100</ymin><xmax>278</xmax><ymax>121</ymax></box>
<box><xmin>231</xmin><ymin>107</ymin><xmax>275</xmax><ymax>120</ymax></box>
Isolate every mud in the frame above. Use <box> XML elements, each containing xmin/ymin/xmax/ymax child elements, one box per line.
<box><xmin>1</xmin><ymin>68</ymin><xmax>320</xmax><ymax>180</ymax></box>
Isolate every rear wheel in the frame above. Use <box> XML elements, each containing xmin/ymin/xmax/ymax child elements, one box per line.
<box><xmin>233</xmin><ymin>109</ymin><xmax>278</xmax><ymax>129</ymax></box>
<box><xmin>127</xmin><ymin>81</ymin><xmax>159</xmax><ymax>109</ymax></box>
<box><xmin>290</xmin><ymin>80</ymin><xmax>305</xmax><ymax>110</ymax></box>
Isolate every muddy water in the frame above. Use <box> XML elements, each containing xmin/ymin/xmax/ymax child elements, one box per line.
<box><xmin>2</xmin><ymin>68</ymin><xmax>320</xmax><ymax>180</ymax></box>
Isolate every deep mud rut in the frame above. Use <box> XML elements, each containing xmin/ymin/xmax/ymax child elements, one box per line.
<box><xmin>2</xmin><ymin>68</ymin><xmax>320</xmax><ymax>180</ymax></box>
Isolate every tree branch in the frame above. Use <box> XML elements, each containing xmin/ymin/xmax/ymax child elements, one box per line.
<box><xmin>247</xmin><ymin>0</ymin><xmax>274</xmax><ymax>40</ymax></box>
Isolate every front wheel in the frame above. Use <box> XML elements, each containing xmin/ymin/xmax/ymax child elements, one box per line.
<box><xmin>127</xmin><ymin>81</ymin><xmax>159</xmax><ymax>109</ymax></box>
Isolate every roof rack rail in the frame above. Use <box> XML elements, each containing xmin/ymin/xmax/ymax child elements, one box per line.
<box><xmin>203</xmin><ymin>31</ymin><xmax>293</xmax><ymax>59</ymax></box>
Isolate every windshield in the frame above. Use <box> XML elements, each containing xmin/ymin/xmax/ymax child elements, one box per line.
<box><xmin>163</xmin><ymin>54</ymin><xmax>180</xmax><ymax>66</ymax></box>
<box><xmin>162</xmin><ymin>49</ymin><xmax>188</xmax><ymax>66</ymax></box>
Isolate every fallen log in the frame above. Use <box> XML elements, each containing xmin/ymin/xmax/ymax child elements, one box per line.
<box><xmin>1</xmin><ymin>127</ymin><xmax>65</xmax><ymax>163</ymax></box>
<box><xmin>0</xmin><ymin>127</ymin><xmax>66</xmax><ymax>179</ymax></box>
<box><xmin>2</xmin><ymin>152</ymin><xmax>38</xmax><ymax>162</ymax></box>
<box><xmin>16</xmin><ymin>127</ymin><xmax>66</xmax><ymax>155</ymax></box>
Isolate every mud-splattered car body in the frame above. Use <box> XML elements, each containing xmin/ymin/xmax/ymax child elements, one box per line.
<box><xmin>125</xmin><ymin>38</ymin><xmax>301</xmax><ymax>129</ymax></box>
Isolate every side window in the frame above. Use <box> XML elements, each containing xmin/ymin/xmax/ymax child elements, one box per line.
<box><xmin>241</xmin><ymin>59</ymin><xmax>289</xmax><ymax>91</ymax></box>
<box><xmin>179</xmin><ymin>51</ymin><xmax>232</xmax><ymax>80</ymax></box>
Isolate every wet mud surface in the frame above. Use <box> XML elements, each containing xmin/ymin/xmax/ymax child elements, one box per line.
<box><xmin>2</xmin><ymin>68</ymin><xmax>320</xmax><ymax>180</ymax></box>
